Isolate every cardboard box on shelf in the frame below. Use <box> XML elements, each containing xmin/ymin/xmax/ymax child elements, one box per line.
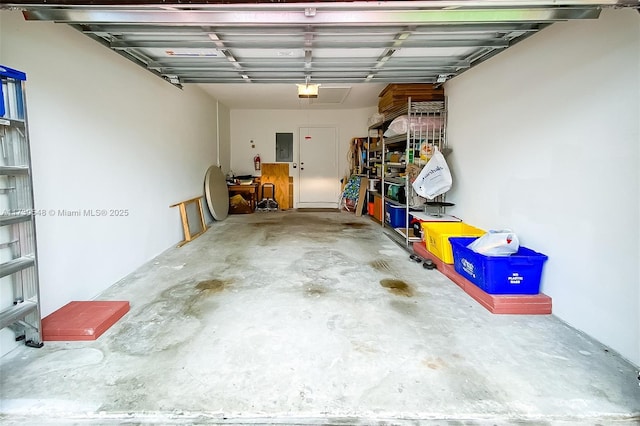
<box><xmin>378</xmin><ymin>83</ymin><xmax>445</xmax><ymax>114</ymax></box>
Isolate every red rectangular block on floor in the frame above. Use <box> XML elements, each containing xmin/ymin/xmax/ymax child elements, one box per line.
<box><xmin>413</xmin><ymin>242</ymin><xmax>552</xmax><ymax>315</ymax></box>
<box><xmin>42</xmin><ymin>301</ymin><xmax>130</xmax><ymax>341</ymax></box>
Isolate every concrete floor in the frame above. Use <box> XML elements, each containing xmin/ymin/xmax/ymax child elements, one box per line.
<box><xmin>0</xmin><ymin>211</ymin><xmax>638</xmax><ymax>425</ymax></box>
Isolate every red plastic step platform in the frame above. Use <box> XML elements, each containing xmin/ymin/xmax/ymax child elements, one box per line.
<box><xmin>42</xmin><ymin>301</ymin><xmax>130</xmax><ymax>341</ymax></box>
<box><xmin>413</xmin><ymin>242</ymin><xmax>552</xmax><ymax>315</ymax></box>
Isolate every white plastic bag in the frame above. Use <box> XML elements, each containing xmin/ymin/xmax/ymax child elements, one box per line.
<box><xmin>411</xmin><ymin>147</ymin><xmax>452</xmax><ymax>200</ymax></box>
<box><xmin>468</xmin><ymin>230</ymin><xmax>519</xmax><ymax>256</ymax></box>
<box><xmin>383</xmin><ymin>115</ymin><xmax>445</xmax><ymax>138</ymax></box>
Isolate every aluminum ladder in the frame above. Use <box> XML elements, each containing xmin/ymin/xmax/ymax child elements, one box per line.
<box><xmin>0</xmin><ymin>65</ymin><xmax>43</xmax><ymax>349</ymax></box>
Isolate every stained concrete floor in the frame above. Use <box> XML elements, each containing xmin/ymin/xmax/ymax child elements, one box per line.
<box><xmin>1</xmin><ymin>211</ymin><xmax>639</xmax><ymax>425</ymax></box>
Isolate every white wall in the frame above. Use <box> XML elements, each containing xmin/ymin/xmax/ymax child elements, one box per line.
<box><xmin>444</xmin><ymin>8</ymin><xmax>640</xmax><ymax>366</ymax></box>
<box><xmin>230</xmin><ymin>107</ymin><xmax>376</xmax><ymax>206</ymax></box>
<box><xmin>218</xmin><ymin>102</ymin><xmax>231</xmax><ymax>175</ymax></box>
<box><xmin>0</xmin><ymin>11</ymin><xmax>225</xmax><ymax>353</ymax></box>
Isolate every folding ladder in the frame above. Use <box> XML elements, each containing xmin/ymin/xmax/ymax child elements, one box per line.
<box><xmin>0</xmin><ymin>65</ymin><xmax>43</xmax><ymax>349</ymax></box>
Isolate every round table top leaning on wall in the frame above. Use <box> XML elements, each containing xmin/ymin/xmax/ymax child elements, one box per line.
<box><xmin>204</xmin><ymin>165</ymin><xmax>229</xmax><ymax>221</ymax></box>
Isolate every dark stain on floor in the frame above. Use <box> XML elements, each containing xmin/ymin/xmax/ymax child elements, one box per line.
<box><xmin>305</xmin><ymin>285</ymin><xmax>327</xmax><ymax>296</ymax></box>
<box><xmin>196</xmin><ymin>279</ymin><xmax>229</xmax><ymax>293</ymax></box>
<box><xmin>343</xmin><ymin>222</ymin><xmax>368</xmax><ymax>229</ymax></box>
<box><xmin>250</xmin><ymin>222</ymin><xmax>276</xmax><ymax>228</ymax></box>
<box><xmin>389</xmin><ymin>299</ymin><xmax>419</xmax><ymax>315</ymax></box>
<box><xmin>252</xmin><ymin>218</ymin><xmax>340</xmax><ymax>245</ymax></box>
<box><xmin>250</xmin><ymin>215</ymin><xmax>332</xmax><ymax>227</ymax></box>
<box><xmin>422</xmin><ymin>357</ymin><xmax>447</xmax><ymax>370</ymax></box>
<box><xmin>246</xmin><ymin>215</ymin><xmax>373</xmax><ymax>245</ymax></box>
<box><xmin>380</xmin><ymin>279</ymin><xmax>413</xmax><ymax>297</ymax></box>
<box><xmin>249</xmin><ymin>215</ymin><xmax>368</xmax><ymax>231</ymax></box>
<box><xmin>110</xmin><ymin>278</ymin><xmax>234</xmax><ymax>355</ymax></box>
<box><xmin>370</xmin><ymin>259</ymin><xmax>392</xmax><ymax>272</ymax></box>
<box><xmin>110</xmin><ymin>280</ymin><xmax>211</xmax><ymax>355</ymax></box>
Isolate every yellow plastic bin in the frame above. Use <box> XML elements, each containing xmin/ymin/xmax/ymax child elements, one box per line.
<box><xmin>422</xmin><ymin>222</ymin><xmax>485</xmax><ymax>264</ymax></box>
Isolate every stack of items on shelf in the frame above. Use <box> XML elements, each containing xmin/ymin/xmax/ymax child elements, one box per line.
<box><xmin>413</xmin><ymin>222</ymin><xmax>551</xmax><ymax>314</ymax></box>
<box><xmin>349</xmin><ymin>137</ymin><xmax>367</xmax><ymax>175</ymax></box>
<box><xmin>366</xmin><ymin>84</ymin><xmax>446</xmax><ymax>131</ymax></box>
<box><xmin>366</xmin><ymin>135</ymin><xmax>381</xmax><ymax>179</ymax></box>
<box><xmin>365</xmin><ymin>85</ymin><xmax>454</xmax><ymax>245</ymax></box>
<box><xmin>378</xmin><ymin>84</ymin><xmax>445</xmax><ymax>114</ymax></box>
<box><xmin>367</xmin><ymin>113</ymin><xmax>385</xmax><ymax>128</ymax></box>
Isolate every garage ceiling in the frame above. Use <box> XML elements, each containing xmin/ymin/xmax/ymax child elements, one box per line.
<box><xmin>3</xmin><ymin>1</ymin><xmax>634</xmax><ymax>108</ymax></box>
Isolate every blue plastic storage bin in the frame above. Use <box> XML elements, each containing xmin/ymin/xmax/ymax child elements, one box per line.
<box><xmin>385</xmin><ymin>203</ymin><xmax>406</xmax><ymax>228</ymax></box>
<box><xmin>449</xmin><ymin>236</ymin><xmax>548</xmax><ymax>295</ymax></box>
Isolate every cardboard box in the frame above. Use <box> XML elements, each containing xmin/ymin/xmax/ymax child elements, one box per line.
<box><xmin>378</xmin><ymin>83</ymin><xmax>445</xmax><ymax>114</ymax></box>
<box><xmin>373</xmin><ymin>194</ymin><xmax>383</xmax><ymax>222</ymax></box>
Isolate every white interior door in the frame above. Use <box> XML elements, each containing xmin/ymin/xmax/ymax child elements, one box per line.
<box><xmin>298</xmin><ymin>127</ymin><xmax>339</xmax><ymax>208</ymax></box>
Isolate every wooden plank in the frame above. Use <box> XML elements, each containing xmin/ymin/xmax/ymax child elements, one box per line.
<box><xmin>170</xmin><ymin>196</ymin><xmax>209</xmax><ymax>247</ymax></box>
<box><xmin>289</xmin><ymin>176</ymin><xmax>294</xmax><ymax>209</ymax></box>
<box><xmin>197</xmin><ymin>198</ymin><xmax>207</xmax><ymax>231</ymax></box>
<box><xmin>169</xmin><ymin>195</ymin><xmax>203</xmax><ymax>207</ymax></box>
<box><xmin>355</xmin><ymin>177</ymin><xmax>368</xmax><ymax>217</ymax></box>
<box><xmin>261</xmin><ymin>163</ymin><xmax>290</xmax><ymax>210</ymax></box>
<box><xmin>379</xmin><ymin>83</ymin><xmax>442</xmax><ymax>97</ymax></box>
<box><xmin>178</xmin><ymin>203</ymin><xmax>190</xmax><ymax>242</ymax></box>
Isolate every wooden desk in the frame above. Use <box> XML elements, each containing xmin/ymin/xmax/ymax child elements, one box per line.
<box><xmin>227</xmin><ymin>183</ymin><xmax>259</xmax><ymax>210</ymax></box>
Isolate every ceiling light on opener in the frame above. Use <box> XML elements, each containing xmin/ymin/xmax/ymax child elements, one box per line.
<box><xmin>297</xmin><ymin>83</ymin><xmax>320</xmax><ymax>98</ymax></box>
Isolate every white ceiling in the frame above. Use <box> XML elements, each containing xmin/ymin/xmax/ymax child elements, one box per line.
<box><xmin>197</xmin><ymin>82</ymin><xmax>386</xmax><ymax>110</ymax></box>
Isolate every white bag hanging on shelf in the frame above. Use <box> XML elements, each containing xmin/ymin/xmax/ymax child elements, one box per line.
<box><xmin>411</xmin><ymin>146</ymin><xmax>452</xmax><ymax>200</ymax></box>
